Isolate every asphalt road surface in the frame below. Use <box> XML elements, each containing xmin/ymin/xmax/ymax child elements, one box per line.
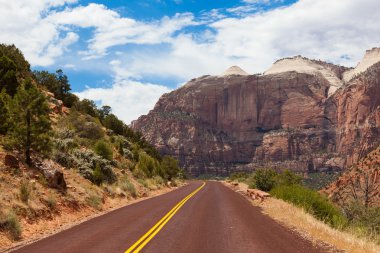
<box><xmin>11</xmin><ymin>181</ymin><xmax>324</xmax><ymax>253</ymax></box>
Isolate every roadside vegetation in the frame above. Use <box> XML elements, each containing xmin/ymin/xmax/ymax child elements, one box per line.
<box><xmin>229</xmin><ymin>168</ymin><xmax>380</xmax><ymax>248</ymax></box>
<box><xmin>0</xmin><ymin>43</ymin><xmax>184</xmax><ymax>245</ymax></box>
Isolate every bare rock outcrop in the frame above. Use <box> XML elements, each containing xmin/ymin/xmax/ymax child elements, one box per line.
<box><xmin>132</xmin><ymin>49</ymin><xmax>380</xmax><ymax>176</ymax></box>
<box><xmin>35</xmin><ymin>160</ymin><xmax>67</xmax><ymax>192</ymax></box>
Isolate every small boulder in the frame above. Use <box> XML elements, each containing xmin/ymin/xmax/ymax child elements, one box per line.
<box><xmin>4</xmin><ymin>154</ymin><xmax>19</xmax><ymax>169</ymax></box>
<box><xmin>35</xmin><ymin>160</ymin><xmax>67</xmax><ymax>192</ymax></box>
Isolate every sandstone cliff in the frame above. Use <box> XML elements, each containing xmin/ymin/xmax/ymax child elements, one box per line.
<box><xmin>132</xmin><ymin>48</ymin><xmax>380</xmax><ymax>176</ymax></box>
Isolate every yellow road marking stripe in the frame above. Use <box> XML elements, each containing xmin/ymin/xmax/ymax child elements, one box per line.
<box><xmin>125</xmin><ymin>182</ymin><xmax>206</xmax><ymax>253</ymax></box>
<box><xmin>125</xmin><ymin>185</ymin><xmax>200</xmax><ymax>253</ymax></box>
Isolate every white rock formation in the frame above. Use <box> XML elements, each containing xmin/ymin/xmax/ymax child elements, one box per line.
<box><xmin>343</xmin><ymin>48</ymin><xmax>380</xmax><ymax>82</ymax></box>
<box><xmin>222</xmin><ymin>66</ymin><xmax>249</xmax><ymax>76</ymax></box>
<box><xmin>264</xmin><ymin>56</ymin><xmax>344</xmax><ymax>96</ymax></box>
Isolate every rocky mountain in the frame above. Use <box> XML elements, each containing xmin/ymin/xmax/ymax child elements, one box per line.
<box><xmin>132</xmin><ymin>48</ymin><xmax>380</xmax><ymax>176</ymax></box>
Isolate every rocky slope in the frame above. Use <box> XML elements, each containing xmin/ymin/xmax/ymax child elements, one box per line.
<box><xmin>132</xmin><ymin>48</ymin><xmax>380</xmax><ymax>176</ymax></box>
<box><xmin>321</xmin><ymin>146</ymin><xmax>380</xmax><ymax>207</ymax></box>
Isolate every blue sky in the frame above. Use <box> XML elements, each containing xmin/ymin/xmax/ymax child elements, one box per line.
<box><xmin>1</xmin><ymin>0</ymin><xmax>379</xmax><ymax>123</ymax></box>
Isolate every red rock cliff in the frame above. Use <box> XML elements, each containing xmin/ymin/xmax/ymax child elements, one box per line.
<box><xmin>132</xmin><ymin>49</ymin><xmax>380</xmax><ymax>176</ymax></box>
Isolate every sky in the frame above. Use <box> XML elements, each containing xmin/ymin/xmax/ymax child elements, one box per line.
<box><xmin>0</xmin><ymin>0</ymin><xmax>379</xmax><ymax>124</ymax></box>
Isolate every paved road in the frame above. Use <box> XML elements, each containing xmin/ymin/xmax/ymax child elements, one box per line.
<box><xmin>11</xmin><ymin>181</ymin><xmax>323</xmax><ymax>253</ymax></box>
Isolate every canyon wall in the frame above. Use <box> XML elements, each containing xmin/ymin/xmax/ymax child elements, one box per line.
<box><xmin>132</xmin><ymin>48</ymin><xmax>380</xmax><ymax>176</ymax></box>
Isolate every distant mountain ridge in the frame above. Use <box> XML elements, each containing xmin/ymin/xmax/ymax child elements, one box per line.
<box><xmin>132</xmin><ymin>48</ymin><xmax>380</xmax><ymax>176</ymax></box>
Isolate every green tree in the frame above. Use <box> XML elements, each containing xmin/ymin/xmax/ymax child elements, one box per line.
<box><xmin>0</xmin><ymin>89</ymin><xmax>10</xmax><ymax>134</ymax></box>
<box><xmin>99</xmin><ymin>105</ymin><xmax>111</xmax><ymax>120</ymax></box>
<box><xmin>8</xmin><ymin>79</ymin><xmax>51</xmax><ymax>165</ymax></box>
<box><xmin>75</xmin><ymin>99</ymin><xmax>99</xmax><ymax>118</ymax></box>
<box><xmin>161</xmin><ymin>155</ymin><xmax>181</xmax><ymax>180</ymax></box>
<box><xmin>0</xmin><ymin>55</ymin><xmax>19</xmax><ymax>96</ymax></box>
<box><xmin>33</xmin><ymin>70</ymin><xmax>59</xmax><ymax>94</ymax></box>
<box><xmin>103</xmin><ymin>114</ymin><xmax>124</xmax><ymax>135</ymax></box>
<box><xmin>0</xmin><ymin>44</ymin><xmax>30</xmax><ymax>76</ymax></box>
<box><xmin>56</xmin><ymin>69</ymin><xmax>71</xmax><ymax>101</ymax></box>
<box><xmin>34</xmin><ymin>69</ymin><xmax>77</xmax><ymax>107</ymax></box>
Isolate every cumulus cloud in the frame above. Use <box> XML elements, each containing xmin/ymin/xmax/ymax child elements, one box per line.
<box><xmin>75</xmin><ymin>61</ymin><xmax>171</xmax><ymax>124</ymax></box>
<box><xmin>0</xmin><ymin>1</ymin><xmax>195</xmax><ymax>65</ymax></box>
<box><xmin>0</xmin><ymin>0</ymin><xmax>79</xmax><ymax>66</ymax></box>
<box><xmin>76</xmin><ymin>79</ymin><xmax>170</xmax><ymax>124</ymax></box>
<box><xmin>125</xmin><ymin>0</ymin><xmax>380</xmax><ymax>82</ymax></box>
<box><xmin>210</xmin><ymin>0</ymin><xmax>380</xmax><ymax>69</ymax></box>
<box><xmin>49</xmin><ymin>4</ymin><xmax>195</xmax><ymax>57</ymax></box>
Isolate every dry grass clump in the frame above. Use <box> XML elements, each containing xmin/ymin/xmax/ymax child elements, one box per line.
<box><xmin>0</xmin><ymin>209</ymin><xmax>22</xmax><ymax>240</ymax></box>
<box><xmin>257</xmin><ymin>198</ymin><xmax>379</xmax><ymax>253</ymax></box>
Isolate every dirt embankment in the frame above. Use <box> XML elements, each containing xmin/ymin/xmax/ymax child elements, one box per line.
<box><xmin>0</xmin><ymin>151</ymin><xmax>183</xmax><ymax>252</ymax></box>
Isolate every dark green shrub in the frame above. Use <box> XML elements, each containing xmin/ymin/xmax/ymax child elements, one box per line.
<box><xmin>94</xmin><ymin>140</ymin><xmax>113</xmax><ymax>161</ymax></box>
<box><xmin>118</xmin><ymin>142</ymin><xmax>124</xmax><ymax>156</ymax></box>
<box><xmin>271</xmin><ymin>185</ymin><xmax>346</xmax><ymax>227</ymax></box>
<box><xmin>253</xmin><ymin>168</ymin><xmax>278</xmax><ymax>191</ymax></box>
<box><xmin>92</xmin><ymin>163</ymin><xmax>105</xmax><ymax>186</ymax></box>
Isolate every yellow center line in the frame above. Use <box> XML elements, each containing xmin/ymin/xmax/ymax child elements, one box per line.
<box><xmin>125</xmin><ymin>182</ymin><xmax>206</xmax><ymax>253</ymax></box>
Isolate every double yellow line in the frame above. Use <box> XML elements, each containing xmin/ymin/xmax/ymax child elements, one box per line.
<box><xmin>125</xmin><ymin>182</ymin><xmax>206</xmax><ymax>253</ymax></box>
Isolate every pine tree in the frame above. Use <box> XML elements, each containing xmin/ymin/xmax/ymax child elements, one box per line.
<box><xmin>56</xmin><ymin>69</ymin><xmax>71</xmax><ymax>101</ymax></box>
<box><xmin>0</xmin><ymin>55</ymin><xmax>19</xmax><ymax>96</ymax></box>
<box><xmin>8</xmin><ymin>79</ymin><xmax>51</xmax><ymax>165</ymax></box>
<box><xmin>0</xmin><ymin>89</ymin><xmax>10</xmax><ymax>134</ymax></box>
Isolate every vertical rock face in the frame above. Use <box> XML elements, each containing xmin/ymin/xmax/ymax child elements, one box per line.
<box><xmin>132</xmin><ymin>49</ymin><xmax>380</xmax><ymax>176</ymax></box>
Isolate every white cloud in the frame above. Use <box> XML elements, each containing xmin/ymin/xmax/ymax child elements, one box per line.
<box><xmin>123</xmin><ymin>0</ymin><xmax>380</xmax><ymax>82</ymax></box>
<box><xmin>75</xmin><ymin>62</ymin><xmax>171</xmax><ymax>124</ymax></box>
<box><xmin>0</xmin><ymin>1</ymin><xmax>195</xmax><ymax>65</ymax></box>
<box><xmin>210</xmin><ymin>0</ymin><xmax>380</xmax><ymax>69</ymax></box>
<box><xmin>0</xmin><ymin>0</ymin><xmax>79</xmax><ymax>66</ymax></box>
<box><xmin>49</xmin><ymin>4</ymin><xmax>195</xmax><ymax>58</ymax></box>
<box><xmin>76</xmin><ymin>80</ymin><xmax>170</xmax><ymax>124</ymax></box>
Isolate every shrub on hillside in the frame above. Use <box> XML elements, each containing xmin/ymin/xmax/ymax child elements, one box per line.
<box><xmin>253</xmin><ymin>168</ymin><xmax>278</xmax><ymax>191</ymax></box>
<box><xmin>92</xmin><ymin>163</ymin><xmax>105</xmax><ymax>186</ymax></box>
<box><xmin>63</xmin><ymin>112</ymin><xmax>104</xmax><ymax>140</ymax></box>
<box><xmin>275</xmin><ymin>169</ymin><xmax>302</xmax><ymax>186</ymax></box>
<box><xmin>86</xmin><ymin>194</ymin><xmax>102</xmax><ymax>210</ymax></box>
<box><xmin>72</xmin><ymin>149</ymin><xmax>116</xmax><ymax>184</ymax></box>
<box><xmin>0</xmin><ymin>210</ymin><xmax>22</xmax><ymax>240</ymax></box>
<box><xmin>270</xmin><ymin>184</ymin><xmax>346</xmax><ymax>227</ymax></box>
<box><xmin>19</xmin><ymin>181</ymin><xmax>31</xmax><ymax>203</ymax></box>
<box><xmin>94</xmin><ymin>140</ymin><xmax>113</xmax><ymax>161</ymax></box>
<box><xmin>229</xmin><ymin>172</ymin><xmax>250</xmax><ymax>182</ymax></box>
<box><xmin>120</xmin><ymin>176</ymin><xmax>137</xmax><ymax>198</ymax></box>
<box><xmin>135</xmin><ymin>151</ymin><xmax>159</xmax><ymax>178</ymax></box>
<box><xmin>344</xmin><ymin>201</ymin><xmax>380</xmax><ymax>236</ymax></box>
